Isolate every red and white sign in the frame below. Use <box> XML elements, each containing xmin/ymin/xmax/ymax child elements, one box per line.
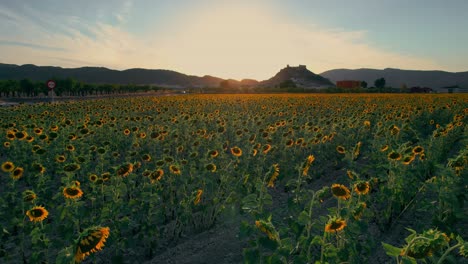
<box><xmin>47</xmin><ymin>80</ymin><xmax>56</xmax><ymax>90</ymax></box>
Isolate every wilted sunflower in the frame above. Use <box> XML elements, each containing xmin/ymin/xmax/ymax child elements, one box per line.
<box><xmin>1</xmin><ymin>161</ymin><xmax>15</xmax><ymax>172</ymax></box>
<box><xmin>11</xmin><ymin>167</ymin><xmax>24</xmax><ymax>180</ymax></box>
<box><xmin>324</xmin><ymin>217</ymin><xmax>347</xmax><ymax>233</ymax></box>
<box><xmin>230</xmin><ymin>147</ymin><xmax>242</xmax><ymax>157</ymax></box>
<box><xmin>331</xmin><ymin>184</ymin><xmax>351</xmax><ymax>200</ymax></box>
<box><xmin>169</xmin><ymin>165</ymin><xmax>181</xmax><ymax>175</ymax></box>
<box><xmin>336</xmin><ymin>146</ymin><xmax>346</xmax><ymax>154</ymax></box>
<box><xmin>26</xmin><ymin>206</ymin><xmax>49</xmax><ymax>222</ymax></box>
<box><xmin>388</xmin><ymin>151</ymin><xmax>402</xmax><ymax>161</ymax></box>
<box><xmin>23</xmin><ymin>190</ymin><xmax>37</xmax><ymax>202</ymax></box>
<box><xmin>63</xmin><ymin>186</ymin><xmax>84</xmax><ymax>199</ymax></box>
<box><xmin>75</xmin><ymin>226</ymin><xmax>110</xmax><ymax>263</ymax></box>
<box><xmin>206</xmin><ymin>163</ymin><xmax>217</xmax><ymax>172</ymax></box>
<box><xmin>354</xmin><ymin>181</ymin><xmax>370</xmax><ymax>195</ymax></box>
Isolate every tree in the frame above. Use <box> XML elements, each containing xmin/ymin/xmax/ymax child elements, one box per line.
<box><xmin>374</xmin><ymin>77</ymin><xmax>386</xmax><ymax>89</ymax></box>
<box><xmin>361</xmin><ymin>81</ymin><xmax>368</xmax><ymax>88</ymax></box>
<box><xmin>279</xmin><ymin>79</ymin><xmax>297</xmax><ymax>88</ymax></box>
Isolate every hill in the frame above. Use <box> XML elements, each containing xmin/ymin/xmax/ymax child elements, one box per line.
<box><xmin>320</xmin><ymin>68</ymin><xmax>468</xmax><ymax>91</ymax></box>
<box><xmin>0</xmin><ymin>63</ymin><xmax>223</xmax><ymax>88</ymax></box>
<box><xmin>259</xmin><ymin>65</ymin><xmax>334</xmax><ymax>88</ymax></box>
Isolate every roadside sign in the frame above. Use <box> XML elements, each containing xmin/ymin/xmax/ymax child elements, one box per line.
<box><xmin>47</xmin><ymin>80</ymin><xmax>56</xmax><ymax>91</ymax></box>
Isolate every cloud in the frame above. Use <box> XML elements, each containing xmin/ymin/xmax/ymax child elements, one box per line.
<box><xmin>0</xmin><ymin>1</ymin><xmax>442</xmax><ymax>80</ymax></box>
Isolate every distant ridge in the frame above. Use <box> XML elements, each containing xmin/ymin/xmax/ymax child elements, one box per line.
<box><xmin>320</xmin><ymin>68</ymin><xmax>468</xmax><ymax>91</ymax></box>
<box><xmin>259</xmin><ymin>65</ymin><xmax>334</xmax><ymax>88</ymax></box>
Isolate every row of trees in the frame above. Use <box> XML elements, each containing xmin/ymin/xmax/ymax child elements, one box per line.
<box><xmin>0</xmin><ymin>78</ymin><xmax>161</xmax><ymax>97</ymax></box>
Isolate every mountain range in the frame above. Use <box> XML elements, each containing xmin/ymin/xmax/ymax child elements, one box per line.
<box><xmin>1</xmin><ymin>63</ymin><xmax>467</xmax><ymax>90</ymax></box>
<box><xmin>321</xmin><ymin>68</ymin><xmax>468</xmax><ymax>91</ymax></box>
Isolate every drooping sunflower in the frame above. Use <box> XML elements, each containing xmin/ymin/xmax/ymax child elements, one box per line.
<box><xmin>63</xmin><ymin>186</ymin><xmax>84</xmax><ymax>199</ymax></box>
<box><xmin>331</xmin><ymin>184</ymin><xmax>351</xmax><ymax>200</ymax></box>
<box><xmin>255</xmin><ymin>219</ymin><xmax>280</xmax><ymax>242</ymax></box>
<box><xmin>23</xmin><ymin>190</ymin><xmax>37</xmax><ymax>202</ymax></box>
<box><xmin>26</xmin><ymin>206</ymin><xmax>49</xmax><ymax>222</ymax></box>
<box><xmin>324</xmin><ymin>217</ymin><xmax>347</xmax><ymax>233</ymax></box>
<box><xmin>169</xmin><ymin>165</ymin><xmax>181</xmax><ymax>175</ymax></box>
<box><xmin>387</xmin><ymin>151</ymin><xmax>402</xmax><ymax>161</ymax></box>
<box><xmin>11</xmin><ymin>167</ymin><xmax>24</xmax><ymax>180</ymax></box>
<box><xmin>267</xmin><ymin>164</ymin><xmax>280</xmax><ymax>188</ymax></box>
<box><xmin>194</xmin><ymin>189</ymin><xmax>203</xmax><ymax>205</ymax></box>
<box><xmin>1</xmin><ymin>161</ymin><xmax>15</xmax><ymax>172</ymax></box>
<box><xmin>230</xmin><ymin>147</ymin><xmax>242</xmax><ymax>157</ymax></box>
<box><xmin>336</xmin><ymin>146</ymin><xmax>346</xmax><ymax>154</ymax></box>
<box><xmin>354</xmin><ymin>181</ymin><xmax>370</xmax><ymax>195</ymax></box>
<box><xmin>75</xmin><ymin>226</ymin><xmax>110</xmax><ymax>263</ymax></box>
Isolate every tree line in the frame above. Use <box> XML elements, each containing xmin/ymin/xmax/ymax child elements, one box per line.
<box><xmin>0</xmin><ymin>78</ymin><xmax>161</xmax><ymax>97</ymax></box>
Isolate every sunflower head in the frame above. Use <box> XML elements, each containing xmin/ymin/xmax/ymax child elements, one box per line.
<box><xmin>26</xmin><ymin>206</ymin><xmax>49</xmax><ymax>222</ymax></box>
<box><xmin>230</xmin><ymin>147</ymin><xmax>242</xmax><ymax>157</ymax></box>
<box><xmin>331</xmin><ymin>184</ymin><xmax>351</xmax><ymax>200</ymax></box>
<box><xmin>388</xmin><ymin>151</ymin><xmax>402</xmax><ymax>161</ymax></box>
<box><xmin>117</xmin><ymin>163</ymin><xmax>134</xmax><ymax>177</ymax></box>
<box><xmin>149</xmin><ymin>169</ymin><xmax>164</xmax><ymax>183</ymax></box>
<box><xmin>412</xmin><ymin>146</ymin><xmax>424</xmax><ymax>155</ymax></box>
<box><xmin>11</xmin><ymin>167</ymin><xmax>24</xmax><ymax>180</ymax></box>
<box><xmin>63</xmin><ymin>186</ymin><xmax>84</xmax><ymax>199</ymax></box>
<box><xmin>23</xmin><ymin>190</ymin><xmax>37</xmax><ymax>203</ymax></box>
<box><xmin>336</xmin><ymin>146</ymin><xmax>346</xmax><ymax>154</ymax></box>
<box><xmin>208</xmin><ymin>150</ymin><xmax>219</xmax><ymax>158</ymax></box>
<box><xmin>205</xmin><ymin>163</ymin><xmax>217</xmax><ymax>172</ymax></box>
<box><xmin>169</xmin><ymin>165</ymin><xmax>181</xmax><ymax>175</ymax></box>
<box><xmin>324</xmin><ymin>217</ymin><xmax>347</xmax><ymax>233</ymax></box>
<box><xmin>1</xmin><ymin>161</ymin><xmax>15</xmax><ymax>172</ymax></box>
<box><xmin>354</xmin><ymin>181</ymin><xmax>370</xmax><ymax>195</ymax></box>
<box><xmin>75</xmin><ymin>226</ymin><xmax>110</xmax><ymax>263</ymax></box>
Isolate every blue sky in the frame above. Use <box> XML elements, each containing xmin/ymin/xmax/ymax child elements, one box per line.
<box><xmin>1</xmin><ymin>0</ymin><xmax>467</xmax><ymax>80</ymax></box>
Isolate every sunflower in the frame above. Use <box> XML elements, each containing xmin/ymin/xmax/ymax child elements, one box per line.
<box><xmin>101</xmin><ymin>172</ymin><xmax>111</xmax><ymax>181</ymax></box>
<box><xmin>25</xmin><ymin>136</ymin><xmax>34</xmax><ymax>143</ymax></box>
<box><xmin>363</xmin><ymin>120</ymin><xmax>371</xmax><ymax>127</ymax></box>
<box><xmin>1</xmin><ymin>161</ymin><xmax>15</xmax><ymax>172</ymax></box>
<box><xmin>402</xmin><ymin>155</ymin><xmax>415</xmax><ymax>165</ymax></box>
<box><xmin>208</xmin><ymin>150</ymin><xmax>219</xmax><ymax>158</ymax></box>
<box><xmin>117</xmin><ymin>163</ymin><xmax>133</xmax><ymax>177</ymax></box>
<box><xmin>26</xmin><ymin>206</ymin><xmax>49</xmax><ymax>222</ymax></box>
<box><xmin>142</xmin><ymin>154</ymin><xmax>151</xmax><ymax>162</ymax></box>
<box><xmin>285</xmin><ymin>139</ymin><xmax>294</xmax><ymax>147</ymax></box>
<box><xmin>149</xmin><ymin>169</ymin><xmax>164</xmax><ymax>183</ymax></box>
<box><xmin>15</xmin><ymin>131</ymin><xmax>28</xmax><ymax>140</ymax></box>
<box><xmin>75</xmin><ymin>226</ymin><xmax>110</xmax><ymax>263</ymax></box>
<box><xmin>387</xmin><ymin>151</ymin><xmax>402</xmax><ymax>161</ymax></box>
<box><xmin>354</xmin><ymin>181</ymin><xmax>370</xmax><ymax>195</ymax></box>
<box><xmin>32</xmin><ymin>163</ymin><xmax>46</xmax><ymax>174</ymax></box>
<box><xmin>380</xmin><ymin>145</ymin><xmax>389</xmax><ymax>152</ymax></box>
<box><xmin>123</xmin><ymin>129</ymin><xmax>131</xmax><ymax>136</ymax></box>
<box><xmin>262</xmin><ymin>144</ymin><xmax>272</xmax><ymax>154</ymax></box>
<box><xmin>3</xmin><ymin>142</ymin><xmax>10</xmax><ymax>148</ymax></box>
<box><xmin>252</xmin><ymin>149</ymin><xmax>258</xmax><ymax>156</ymax></box>
<box><xmin>194</xmin><ymin>189</ymin><xmax>203</xmax><ymax>205</ymax></box>
<box><xmin>169</xmin><ymin>165</ymin><xmax>181</xmax><ymax>175</ymax></box>
<box><xmin>255</xmin><ymin>219</ymin><xmax>280</xmax><ymax>242</ymax></box>
<box><xmin>206</xmin><ymin>163</ymin><xmax>217</xmax><ymax>172</ymax></box>
<box><xmin>324</xmin><ymin>217</ymin><xmax>347</xmax><ymax>233</ymax></box>
<box><xmin>230</xmin><ymin>147</ymin><xmax>242</xmax><ymax>157</ymax></box>
<box><xmin>63</xmin><ymin>186</ymin><xmax>84</xmax><ymax>199</ymax></box>
<box><xmin>412</xmin><ymin>146</ymin><xmax>424</xmax><ymax>155</ymax></box>
<box><xmin>23</xmin><ymin>190</ymin><xmax>37</xmax><ymax>202</ymax></box>
<box><xmin>64</xmin><ymin>163</ymin><xmax>81</xmax><ymax>172</ymax></box>
<box><xmin>50</xmin><ymin>125</ymin><xmax>59</xmax><ymax>131</ymax></box>
<box><xmin>331</xmin><ymin>184</ymin><xmax>351</xmax><ymax>200</ymax></box>
<box><xmin>267</xmin><ymin>164</ymin><xmax>280</xmax><ymax>188</ymax></box>
<box><xmin>89</xmin><ymin>174</ymin><xmax>98</xmax><ymax>182</ymax></box>
<box><xmin>11</xmin><ymin>167</ymin><xmax>24</xmax><ymax>180</ymax></box>
<box><xmin>56</xmin><ymin>155</ymin><xmax>66</xmax><ymax>163</ymax></box>
<box><xmin>336</xmin><ymin>146</ymin><xmax>346</xmax><ymax>154</ymax></box>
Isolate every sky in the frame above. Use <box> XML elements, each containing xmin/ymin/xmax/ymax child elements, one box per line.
<box><xmin>1</xmin><ymin>0</ymin><xmax>468</xmax><ymax>80</ymax></box>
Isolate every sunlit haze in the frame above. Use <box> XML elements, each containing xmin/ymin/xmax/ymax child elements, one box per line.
<box><xmin>1</xmin><ymin>0</ymin><xmax>467</xmax><ymax>80</ymax></box>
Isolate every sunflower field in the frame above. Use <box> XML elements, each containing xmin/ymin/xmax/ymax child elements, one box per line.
<box><xmin>0</xmin><ymin>94</ymin><xmax>467</xmax><ymax>263</ymax></box>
